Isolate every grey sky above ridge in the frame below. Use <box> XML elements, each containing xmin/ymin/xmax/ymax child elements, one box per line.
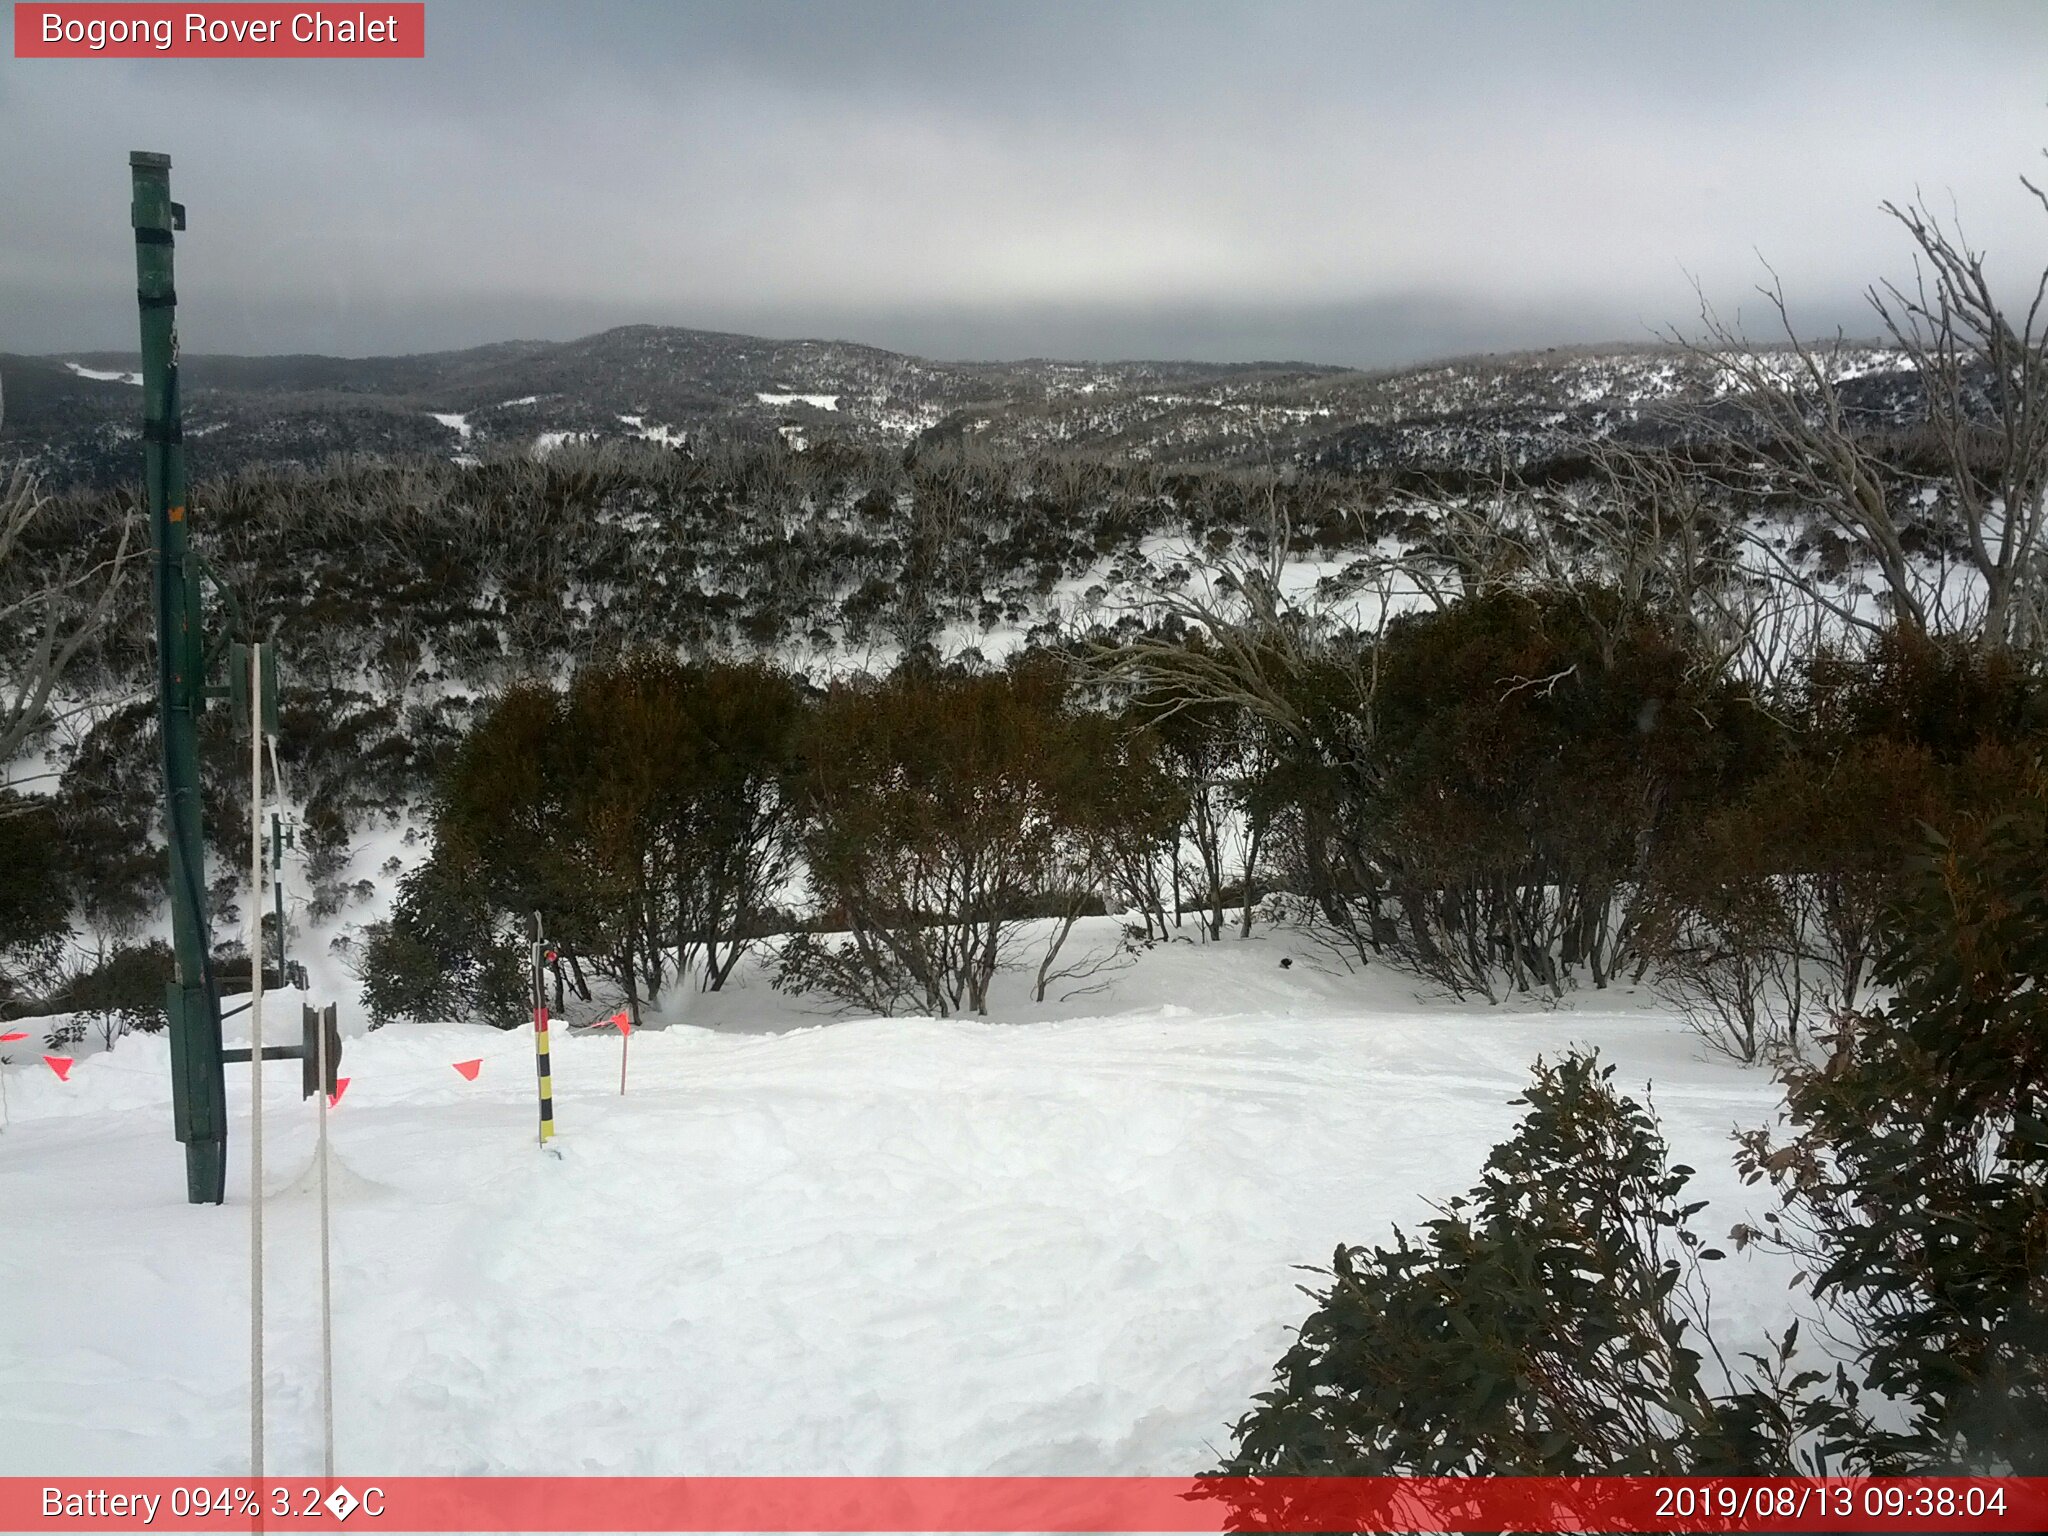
<box><xmin>2</xmin><ymin>0</ymin><xmax>2044</xmax><ymax>368</ymax></box>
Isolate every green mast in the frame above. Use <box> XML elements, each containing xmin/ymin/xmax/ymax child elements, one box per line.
<box><xmin>133</xmin><ymin>151</ymin><xmax>227</xmax><ymax>1205</ymax></box>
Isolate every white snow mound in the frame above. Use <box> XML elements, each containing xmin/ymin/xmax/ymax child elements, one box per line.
<box><xmin>0</xmin><ymin>927</ymin><xmax>1795</xmax><ymax>1476</ymax></box>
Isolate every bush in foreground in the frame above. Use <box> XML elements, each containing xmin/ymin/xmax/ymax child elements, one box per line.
<box><xmin>1737</xmin><ymin>792</ymin><xmax>2048</xmax><ymax>1473</ymax></box>
<box><xmin>1219</xmin><ymin>1053</ymin><xmax>1852</xmax><ymax>1479</ymax></box>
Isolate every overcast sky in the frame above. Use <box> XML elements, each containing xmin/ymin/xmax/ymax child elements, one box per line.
<box><xmin>2</xmin><ymin>0</ymin><xmax>2044</xmax><ymax>366</ymax></box>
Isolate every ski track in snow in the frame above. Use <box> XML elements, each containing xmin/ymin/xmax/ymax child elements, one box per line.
<box><xmin>0</xmin><ymin>926</ymin><xmax>1798</xmax><ymax>1476</ymax></box>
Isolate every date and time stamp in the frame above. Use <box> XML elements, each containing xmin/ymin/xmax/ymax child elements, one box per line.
<box><xmin>1653</xmin><ymin>1477</ymin><xmax>2012</xmax><ymax>1523</ymax></box>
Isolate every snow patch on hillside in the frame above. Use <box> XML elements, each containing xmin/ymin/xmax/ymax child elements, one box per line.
<box><xmin>64</xmin><ymin>362</ymin><xmax>142</xmax><ymax>386</ymax></box>
<box><xmin>619</xmin><ymin>414</ymin><xmax>686</xmax><ymax>447</ymax></box>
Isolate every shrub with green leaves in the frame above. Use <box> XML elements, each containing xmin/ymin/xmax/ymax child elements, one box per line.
<box><xmin>359</xmin><ymin>852</ymin><xmax>526</xmax><ymax>1029</ymax></box>
<box><xmin>52</xmin><ymin>939</ymin><xmax>174</xmax><ymax>1036</ymax></box>
<box><xmin>1638</xmin><ymin>630</ymin><xmax>2048</xmax><ymax>1063</ymax></box>
<box><xmin>782</xmin><ymin>660</ymin><xmax>1148</xmax><ymax>1016</ymax></box>
<box><xmin>360</xmin><ymin>653</ymin><xmax>806</xmax><ymax>1026</ymax></box>
<box><xmin>1227</xmin><ymin>786</ymin><xmax>2048</xmax><ymax>1486</ymax></box>
<box><xmin>0</xmin><ymin>795</ymin><xmax>72</xmax><ymax>1008</ymax></box>
<box><xmin>1220</xmin><ymin>1053</ymin><xmax>1850</xmax><ymax>1480</ymax></box>
<box><xmin>1737</xmin><ymin>793</ymin><xmax>2048</xmax><ymax>1473</ymax></box>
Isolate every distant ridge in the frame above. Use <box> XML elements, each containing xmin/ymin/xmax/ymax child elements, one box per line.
<box><xmin>2</xmin><ymin>324</ymin><xmax>1917</xmax><ymax>491</ymax></box>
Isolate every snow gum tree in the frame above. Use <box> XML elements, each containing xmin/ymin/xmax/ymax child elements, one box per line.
<box><xmin>363</xmin><ymin>653</ymin><xmax>803</xmax><ymax>1025</ymax></box>
<box><xmin>1681</xmin><ymin>169</ymin><xmax>2048</xmax><ymax>651</ymax></box>
<box><xmin>780</xmin><ymin>661</ymin><xmax>1139</xmax><ymax>1016</ymax></box>
<box><xmin>0</xmin><ymin>380</ymin><xmax>136</xmax><ymax>769</ymax></box>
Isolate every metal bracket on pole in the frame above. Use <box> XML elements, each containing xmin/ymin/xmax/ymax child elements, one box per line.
<box><xmin>219</xmin><ymin>1005</ymin><xmax>339</xmax><ymax>1101</ymax></box>
<box><xmin>228</xmin><ymin>641</ymin><xmax>279</xmax><ymax>733</ymax></box>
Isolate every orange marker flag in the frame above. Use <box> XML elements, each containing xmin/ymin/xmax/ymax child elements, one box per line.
<box><xmin>452</xmin><ymin>1058</ymin><xmax>482</xmax><ymax>1081</ymax></box>
<box><xmin>44</xmin><ymin>1056</ymin><xmax>74</xmax><ymax>1081</ymax></box>
<box><xmin>329</xmin><ymin>1077</ymin><xmax>351</xmax><ymax>1107</ymax></box>
<box><xmin>612</xmin><ymin>1011</ymin><xmax>631</xmax><ymax>1035</ymax></box>
<box><xmin>0</xmin><ymin>1032</ymin><xmax>28</xmax><ymax>1043</ymax></box>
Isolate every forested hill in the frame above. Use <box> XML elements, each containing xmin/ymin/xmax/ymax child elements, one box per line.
<box><xmin>0</xmin><ymin>323</ymin><xmax>1919</xmax><ymax>490</ymax></box>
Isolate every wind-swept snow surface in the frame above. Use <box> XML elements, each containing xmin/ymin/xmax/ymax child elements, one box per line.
<box><xmin>0</xmin><ymin>928</ymin><xmax>1795</xmax><ymax>1476</ymax></box>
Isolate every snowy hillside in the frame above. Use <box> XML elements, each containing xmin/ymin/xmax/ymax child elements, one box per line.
<box><xmin>0</xmin><ymin>328</ymin><xmax>1921</xmax><ymax>490</ymax></box>
<box><xmin>0</xmin><ymin>925</ymin><xmax>1799</xmax><ymax>1476</ymax></box>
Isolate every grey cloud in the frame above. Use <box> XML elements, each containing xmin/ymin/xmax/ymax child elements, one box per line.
<box><xmin>2</xmin><ymin>0</ymin><xmax>2043</xmax><ymax>365</ymax></box>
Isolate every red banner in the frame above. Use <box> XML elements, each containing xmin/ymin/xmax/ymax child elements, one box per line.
<box><xmin>13</xmin><ymin>5</ymin><xmax>425</xmax><ymax>58</ymax></box>
<box><xmin>2</xmin><ymin>1476</ymin><xmax>2044</xmax><ymax>1532</ymax></box>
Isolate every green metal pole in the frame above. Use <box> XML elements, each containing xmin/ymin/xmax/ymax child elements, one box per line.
<box><xmin>133</xmin><ymin>151</ymin><xmax>227</xmax><ymax>1205</ymax></box>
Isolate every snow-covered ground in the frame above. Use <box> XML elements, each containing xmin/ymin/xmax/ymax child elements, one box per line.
<box><xmin>0</xmin><ymin>923</ymin><xmax>1800</xmax><ymax>1476</ymax></box>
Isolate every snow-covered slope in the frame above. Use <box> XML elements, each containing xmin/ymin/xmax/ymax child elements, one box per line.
<box><xmin>0</xmin><ymin>925</ymin><xmax>1798</xmax><ymax>1476</ymax></box>
<box><xmin>2</xmin><ymin>328</ymin><xmax>1921</xmax><ymax>488</ymax></box>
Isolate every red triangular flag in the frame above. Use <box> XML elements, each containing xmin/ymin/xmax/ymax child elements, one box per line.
<box><xmin>44</xmin><ymin>1055</ymin><xmax>74</xmax><ymax>1081</ymax></box>
<box><xmin>0</xmin><ymin>1031</ymin><xmax>29</xmax><ymax>1043</ymax></box>
<box><xmin>452</xmin><ymin>1058</ymin><xmax>482</xmax><ymax>1081</ymax></box>
<box><xmin>329</xmin><ymin>1077</ymin><xmax>350</xmax><ymax>1107</ymax></box>
<box><xmin>612</xmin><ymin>1011</ymin><xmax>632</xmax><ymax>1036</ymax></box>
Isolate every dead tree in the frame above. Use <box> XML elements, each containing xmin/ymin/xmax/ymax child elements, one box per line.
<box><xmin>1869</xmin><ymin>185</ymin><xmax>2048</xmax><ymax>649</ymax></box>
<box><xmin>1677</xmin><ymin>166</ymin><xmax>2048</xmax><ymax>651</ymax></box>
<box><xmin>1090</xmin><ymin>490</ymin><xmax>1394</xmax><ymax>963</ymax></box>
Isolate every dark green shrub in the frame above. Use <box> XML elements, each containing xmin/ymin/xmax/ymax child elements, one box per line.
<box><xmin>1737</xmin><ymin>788</ymin><xmax>2048</xmax><ymax>1472</ymax></box>
<box><xmin>1361</xmin><ymin>587</ymin><xmax>1757</xmax><ymax>999</ymax></box>
<box><xmin>0</xmin><ymin>796</ymin><xmax>73</xmax><ymax>1007</ymax></box>
<box><xmin>783</xmin><ymin>660</ymin><xmax>1145</xmax><ymax>1015</ymax></box>
<box><xmin>383</xmin><ymin>653</ymin><xmax>805</xmax><ymax>1022</ymax></box>
<box><xmin>359</xmin><ymin>853</ymin><xmax>526</xmax><ymax>1028</ymax></box>
<box><xmin>54</xmin><ymin>939</ymin><xmax>173</xmax><ymax>1020</ymax></box>
<box><xmin>1221</xmin><ymin>1053</ymin><xmax>1860</xmax><ymax>1480</ymax></box>
<box><xmin>1639</xmin><ymin>629</ymin><xmax>2048</xmax><ymax>1061</ymax></box>
<box><xmin>37</xmin><ymin>940</ymin><xmax>175</xmax><ymax>1046</ymax></box>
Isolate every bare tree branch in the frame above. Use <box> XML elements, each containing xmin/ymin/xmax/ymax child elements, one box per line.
<box><xmin>0</xmin><ymin>400</ymin><xmax>139</xmax><ymax>772</ymax></box>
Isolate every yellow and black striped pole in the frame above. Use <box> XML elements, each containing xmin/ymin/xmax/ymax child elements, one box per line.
<box><xmin>530</xmin><ymin>913</ymin><xmax>555</xmax><ymax>1147</ymax></box>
